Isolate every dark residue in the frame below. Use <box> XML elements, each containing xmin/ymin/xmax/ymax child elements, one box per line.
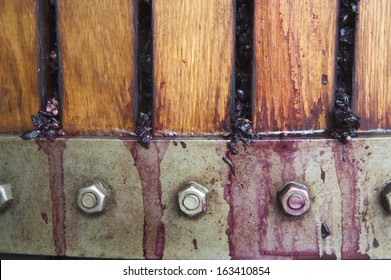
<box><xmin>180</xmin><ymin>141</ymin><xmax>186</xmax><ymax>149</ymax></box>
<box><xmin>223</xmin><ymin>155</ymin><xmax>236</xmax><ymax>176</ymax></box>
<box><xmin>226</xmin><ymin>0</ymin><xmax>255</xmax><ymax>156</ymax></box>
<box><xmin>331</xmin><ymin>0</ymin><xmax>361</xmax><ymax>144</ymax></box>
<box><xmin>135</xmin><ymin>0</ymin><xmax>153</xmax><ymax>147</ymax></box>
<box><xmin>21</xmin><ymin>98</ymin><xmax>64</xmax><ymax>141</ymax></box>
<box><xmin>135</xmin><ymin>113</ymin><xmax>152</xmax><ymax>148</ymax></box>
<box><xmin>320</xmin><ymin>167</ymin><xmax>326</xmax><ymax>183</ymax></box>
<box><xmin>41</xmin><ymin>212</ymin><xmax>48</xmax><ymax>224</ymax></box>
<box><xmin>321</xmin><ymin>223</ymin><xmax>331</xmax><ymax>238</ymax></box>
<box><xmin>192</xmin><ymin>239</ymin><xmax>198</xmax><ymax>250</ymax></box>
<box><xmin>373</xmin><ymin>238</ymin><xmax>379</xmax><ymax>248</ymax></box>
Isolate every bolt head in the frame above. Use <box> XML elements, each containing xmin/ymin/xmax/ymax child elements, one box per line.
<box><xmin>380</xmin><ymin>182</ymin><xmax>391</xmax><ymax>212</ymax></box>
<box><xmin>77</xmin><ymin>181</ymin><xmax>110</xmax><ymax>214</ymax></box>
<box><xmin>178</xmin><ymin>181</ymin><xmax>209</xmax><ymax>217</ymax></box>
<box><xmin>0</xmin><ymin>183</ymin><xmax>13</xmax><ymax>211</ymax></box>
<box><xmin>277</xmin><ymin>182</ymin><xmax>311</xmax><ymax>216</ymax></box>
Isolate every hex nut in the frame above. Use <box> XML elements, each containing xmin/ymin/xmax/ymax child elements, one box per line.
<box><xmin>380</xmin><ymin>182</ymin><xmax>391</xmax><ymax>212</ymax></box>
<box><xmin>178</xmin><ymin>181</ymin><xmax>209</xmax><ymax>217</ymax></box>
<box><xmin>77</xmin><ymin>181</ymin><xmax>110</xmax><ymax>214</ymax></box>
<box><xmin>277</xmin><ymin>182</ymin><xmax>311</xmax><ymax>216</ymax></box>
<box><xmin>0</xmin><ymin>183</ymin><xmax>13</xmax><ymax>211</ymax></box>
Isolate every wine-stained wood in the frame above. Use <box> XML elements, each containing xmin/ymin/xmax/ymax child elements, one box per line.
<box><xmin>354</xmin><ymin>0</ymin><xmax>391</xmax><ymax>130</ymax></box>
<box><xmin>153</xmin><ymin>0</ymin><xmax>233</xmax><ymax>134</ymax></box>
<box><xmin>58</xmin><ymin>0</ymin><xmax>135</xmax><ymax>134</ymax></box>
<box><xmin>0</xmin><ymin>0</ymin><xmax>40</xmax><ymax>133</ymax></box>
<box><xmin>253</xmin><ymin>0</ymin><xmax>338</xmax><ymax>132</ymax></box>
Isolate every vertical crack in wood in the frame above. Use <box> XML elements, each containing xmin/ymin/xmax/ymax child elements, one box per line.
<box><xmin>332</xmin><ymin>0</ymin><xmax>361</xmax><ymax>144</ymax></box>
<box><xmin>37</xmin><ymin>0</ymin><xmax>61</xmax><ymax>114</ymax></box>
<box><xmin>227</xmin><ymin>0</ymin><xmax>255</xmax><ymax>156</ymax></box>
<box><xmin>135</xmin><ymin>0</ymin><xmax>153</xmax><ymax>148</ymax></box>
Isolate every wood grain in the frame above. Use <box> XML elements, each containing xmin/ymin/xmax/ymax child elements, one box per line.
<box><xmin>253</xmin><ymin>0</ymin><xmax>338</xmax><ymax>132</ymax></box>
<box><xmin>153</xmin><ymin>0</ymin><xmax>233</xmax><ymax>134</ymax></box>
<box><xmin>354</xmin><ymin>0</ymin><xmax>391</xmax><ymax>130</ymax></box>
<box><xmin>0</xmin><ymin>0</ymin><xmax>40</xmax><ymax>133</ymax></box>
<box><xmin>58</xmin><ymin>0</ymin><xmax>135</xmax><ymax>134</ymax></box>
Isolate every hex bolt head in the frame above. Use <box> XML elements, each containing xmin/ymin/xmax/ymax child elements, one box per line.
<box><xmin>380</xmin><ymin>182</ymin><xmax>391</xmax><ymax>212</ymax></box>
<box><xmin>277</xmin><ymin>182</ymin><xmax>311</xmax><ymax>216</ymax></box>
<box><xmin>77</xmin><ymin>181</ymin><xmax>110</xmax><ymax>214</ymax></box>
<box><xmin>178</xmin><ymin>181</ymin><xmax>209</xmax><ymax>217</ymax></box>
<box><xmin>0</xmin><ymin>183</ymin><xmax>13</xmax><ymax>211</ymax></box>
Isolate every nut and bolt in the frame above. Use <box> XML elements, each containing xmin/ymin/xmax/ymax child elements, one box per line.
<box><xmin>0</xmin><ymin>183</ymin><xmax>13</xmax><ymax>211</ymax></box>
<box><xmin>380</xmin><ymin>182</ymin><xmax>391</xmax><ymax>212</ymax></box>
<box><xmin>77</xmin><ymin>181</ymin><xmax>110</xmax><ymax>214</ymax></box>
<box><xmin>277</xmin><ymin>182</ymin><xmax>311</xmax><ymax>216</ymax></box>
<box><xmin>178</xmin><ymin>181</ymin><xmax>209</xmax><ymax>217</ymax></box>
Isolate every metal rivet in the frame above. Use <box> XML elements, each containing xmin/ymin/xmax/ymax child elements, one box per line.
<box><xmin>81</xmin><ymin>192</ymin><xmax>98</xmax><ymax>209</ymax></box>
<box><xmin>0</xmin><ymin>183</ymin><xmax>13</xmax><ymax>211</ymax></box>
<box><xmin>182</xmin><ymin>194</ymin><xmax>200</xmax><ymax>211</ymax></box>
<box><xmin>287</xmin><ymin>194</ymin><xmax>305</xmax><ymax>210</ymax></box>
<box><xmin>380</xmin><ymin>182</ymin><xmax>391</xmax><ymax>212</ymax></box>
<box><xmin>77</xmin><ymin>181</ymin><xmax>110</xmax><ymax>214</ymax></box>
<box><xmin>178</xmin><ymin>181</ymin><xmax>209</xmax><ymax>217</ymax></box>
<box><xmin>277</xmin><ymin>182</ymin><xmax>311</xmax><ymax>216</ymax></box>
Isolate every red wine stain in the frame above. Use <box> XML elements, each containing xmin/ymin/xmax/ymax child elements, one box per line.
<box><xmin>331</xmin><ymin>142</ymin><xmax>369</xmax><ymax>259</ymax></box>
<box><xmin>125</xmin><ymin>140</ymin><xmax>169</xmax><ymax>259</ymax></box>
<box><xmin>192</xmin><ymin>239</ymin><xmax>198</xmax><ymax>250</ymax></box>
<box><xmin>35</xmin><ymin>139</ymin><xmax>67</xmax><ymax>256</ymax></box>
<box><xmin>41</xmin><ymin>212</ymin><xmax>48</xmax><ymax>224</ymax></box>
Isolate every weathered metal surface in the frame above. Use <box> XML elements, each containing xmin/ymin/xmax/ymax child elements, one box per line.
<box><xmin>0</xmin><ymin>136</ymin><xmax>390</xmax><ymax>259</ymax></box>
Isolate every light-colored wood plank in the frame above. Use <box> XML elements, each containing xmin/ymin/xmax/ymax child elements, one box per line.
<box><xmin>253</xmin><ymin>0</ymin><xmax>338</xmax><ymax>132</ymax></box>
<box><xmin>354</xmin><ymin>0</ymin><xmax>391</xmax><ymax>130</ymax></box>
<box><xmin>0</xmin><ymin>0</ymin><xmax>40</xmax><ymax>133</ymax></box>
<box><xmin>153</xmin><ymin>0</ymin><xmax>233</xmax><ymax>134</ymax></box>
<box><xmin>58</xmin><ymin>0</ymin><xmax>135</xmax><ymax>134</ymax></box>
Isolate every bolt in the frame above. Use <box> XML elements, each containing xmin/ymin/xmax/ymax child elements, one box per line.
<box><xmin>380</xmin><ymin>182</ymin><xmax>391</xmax><ymax>212</ymax></box>
<box><xmin>277</xmin><ymin>182</ymin><xmax>311</xmax><ymax>216</ymax></box>
<box><xmin>0</xmin><ymin>183</ymin><xmax>13</xmax><ymax>211</ymax></box>
<box><xmin>178</xmin><ymin>181</ymin><xmax>209</xmax><ymax>217</ymax></box>
<box><xmin>77</xmin><ymin>181</ymin><xmax>110</xmax><ymax>214</ymax></box>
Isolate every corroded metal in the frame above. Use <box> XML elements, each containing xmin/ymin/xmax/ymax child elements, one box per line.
<box><xmin>0</xmin><ymin>136</ymin><xmax>391</xmax><ymax>259</ymax></box>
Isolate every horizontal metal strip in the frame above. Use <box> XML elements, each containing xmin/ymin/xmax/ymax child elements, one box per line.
<box><xmin>0</xmin><ymin>136</ymin><xmax>390</xmax><ymax>259</ymax></box>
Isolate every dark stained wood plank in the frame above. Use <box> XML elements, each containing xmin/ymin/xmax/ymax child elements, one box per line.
<box><xmin>253</xmin><ymin>0</ymin><xmax>338</xmax><ymax>132</ymax></box>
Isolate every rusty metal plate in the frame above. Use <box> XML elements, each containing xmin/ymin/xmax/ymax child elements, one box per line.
<box><xmin>0</xmin><ymin>136</ymin><xmax>390</xmax><ymax>259</ymax></box>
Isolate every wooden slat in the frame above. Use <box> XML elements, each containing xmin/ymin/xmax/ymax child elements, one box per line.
<box><xmin>253</xmin><ymin>0</ymin><xmax>338</xmax><ymax>132</ymax></box>
<box><xmin>58</xmin><ymin>0</ymin><xmax>135</xmax><ymax>134</ymax></box>
<box><xmin>153</xmin><ymin>0</ymin><xmax>233</xmax><ymax>134</ymax></box>
<box><xmin>354</xmin><ymin>0</ymin><xmax>391</xmax><ymax>130</ymax></box>
<box><xmin>0</xmin><ymin>0</ymin><xmax>40</xmax><ymax>133</ymax></box>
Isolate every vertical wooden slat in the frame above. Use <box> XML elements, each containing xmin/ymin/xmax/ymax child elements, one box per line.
<box><xmin>153</xmin><ymin>0</ymin><xmax>233</xmax><ymax>134</ymax></box>
<box><xmin>58</xmin><ymin>0</ymin><xmax>135</xmax><ymax>134</ymax></box>
<box><xmin>354</xmin><ymin>0</ymin><xmax>391</xmax><ymax>130</ymax></box>
<box><xmin>253</xmin><ymin>0</ymin><xmax>338</xmax><ymax>132</ymax></box>
<box><xmin>0</xmin><ymin>0</ymin><xmax>40</xmax><ymax>133</ymax></box>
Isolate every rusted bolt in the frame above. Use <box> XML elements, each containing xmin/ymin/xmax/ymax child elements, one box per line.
<box><xmin>178</xmin><ymin>181</ymin><xmax>209</xmax><ymax>217</ymax></box>
<box><xmin>77</xmin><ymin>181</ymin><xmax>110</xmax><ymax>214</ymax></box>
<box><xmin>0</xmin><ymin>183</ymin><xmax>13</xmax><ymax>211</ymax></box>
<box><xmin>277</xmin><ymin>182</ymin><xmax>311</xmax><ymax>216</ymax></box>
<box><xmin>380</xmin><ymin>182</ymin><xmax>391</xmax><ymax>212</ymax></box>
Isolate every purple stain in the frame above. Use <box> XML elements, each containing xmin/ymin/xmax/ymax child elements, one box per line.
<box><xmin>192</xmin><ymin>239</ymin><xmax>198</xmax><ymax>250</ymax></box>
<box><xmin>41</xmin><ymin>212</ymin><xmax>48</xmax><ymax>224</ymax></box>
<box><xmin>180</xmin><ymin>141</ymin><xmax>186</xmax><ymax>149</ymax></box>
<box><xmin>321</xmin><ymin>168</ymin><xmax>326</xmax><ymax>183</ymax></box>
